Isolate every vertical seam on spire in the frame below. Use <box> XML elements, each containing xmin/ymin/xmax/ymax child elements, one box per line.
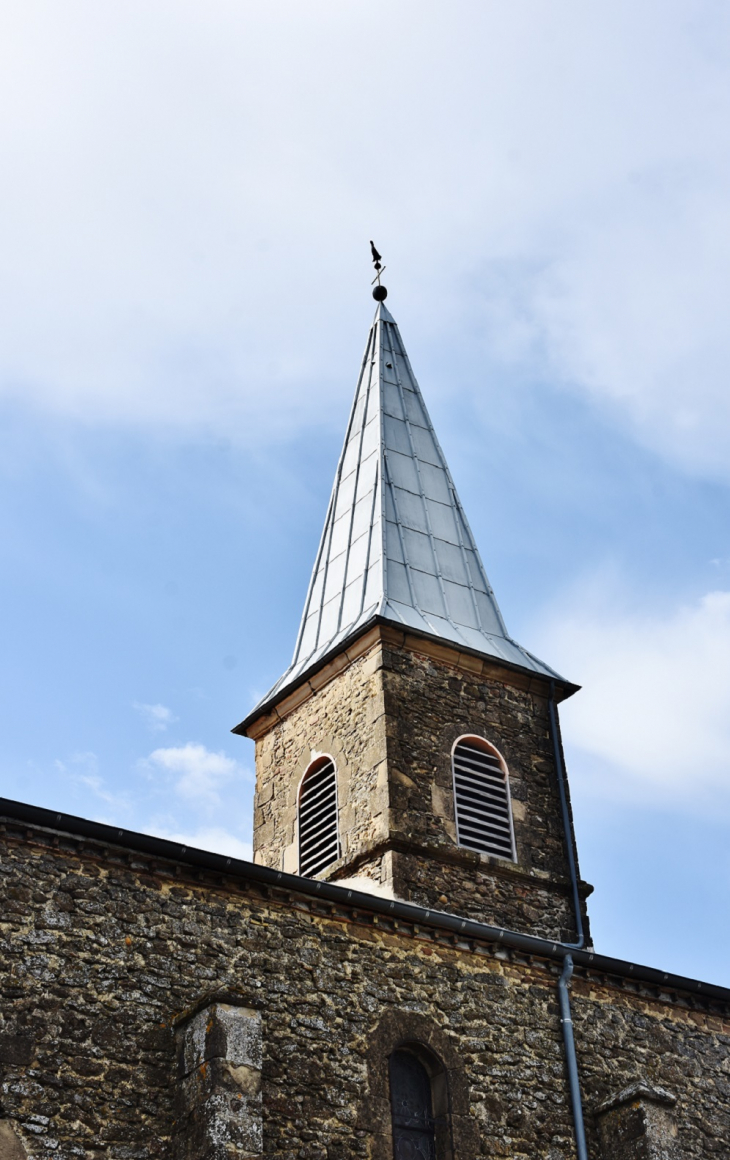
<box><xmin>398</xmin><ymin>335</ymin><xmax>509</xmax><ymax>642</ymax></box>
<box><xmin>383</xmin><ymin>447</ymin><xmax>418</xmax><ymax>612</ymax></box>
<box><xmin>388</xmin><ymin>320</ymin><xmax>453</xmax><ymax>633</ymax></box>
<box><xmin>356</xmin><ymin>456</ymin><xmax>380</xmax><ymax>623</ymax></box>
<box><xmin>333</xmin><ymin>329</ymin><xmax>378</xmax><ymax>637</ymax></box>
<box><xmin>377</xmin><ymin>340</ymin><xmax>389</xmax><ymax>619</ymax></box>
<box><xmin>381</xmin><ymin>322</ymin><xmax>419</xmax><ymax>615</ymax></box>
<box><xmin>449</xmin><ymin>484</ymin><xmax>486</xmax><ymax>634</ymax></box>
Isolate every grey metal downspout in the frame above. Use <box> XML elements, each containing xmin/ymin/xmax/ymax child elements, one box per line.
<box><xmin>549</xmin><ymin>680</ymin><xmax>589</xmax><ymax>1160</ymax></box>
<box><xmin>558</xmin><ymin>956</ymin><xmax>589</xmax><ymax>1160</ymax></box>
<box><xmin>548</xmin><ymin>681</ymin><xmax>584</xmax><ymax>952</ymax></box>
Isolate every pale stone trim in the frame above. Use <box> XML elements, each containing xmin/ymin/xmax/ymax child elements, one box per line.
<box><xmin>244</xmin><ymin>623</ymin><xmax>566</xmax><ymax>739</ymax></box>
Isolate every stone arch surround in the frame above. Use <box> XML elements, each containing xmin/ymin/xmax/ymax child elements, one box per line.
<box><xmin>362</xmin><ymin>1009</ymin><xmax>479</xmax><ymax>1160</ymax></box>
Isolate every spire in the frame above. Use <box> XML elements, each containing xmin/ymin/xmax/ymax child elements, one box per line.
<box><xmin>241</xmin><ymin>298</ymin><xmax>568</xmax><ymax>723</ymax></box>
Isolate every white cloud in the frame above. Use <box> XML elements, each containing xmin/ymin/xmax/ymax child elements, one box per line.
<box><xmin>145</xmin><ymin>742</ymin><xmax>249</xmax><ymax>806</ymax></box>
<box><xmin>1</xmin><ymin>3</ymin><xmax>729</xmax><ymax>475</ymax></box>
<box><xmin>55</xmin><ymin>750</ymin><xmax>130</xmax><ymax>810</ymax></box>
<box><xmin>133</xmin><ymin>702</ymin><xmax>178</xmax><ymax>733</ymax></box>
<box><xmin>533</xmin><ymin>586</ymin><xmax>730</xmax><ymax>812</ymax></box>
<box><xmin>147</xmin><ymin>825</ymin><xmax>252</xmax><ymax>862</ymax></box>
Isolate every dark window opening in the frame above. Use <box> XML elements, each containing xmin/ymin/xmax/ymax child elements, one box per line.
<box><xmin>389</xmin><ymin>1050</ymin><xmax>439</xmax><ymax>1160</ymax></box>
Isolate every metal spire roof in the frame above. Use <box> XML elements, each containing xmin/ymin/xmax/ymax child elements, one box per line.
<box><xmin>245</xmin><ymin>300</ymin><xmax>569</xmax><ymax>720</ymax></box>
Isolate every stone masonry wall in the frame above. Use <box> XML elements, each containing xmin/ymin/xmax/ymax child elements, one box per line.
<box><xmin>1</xmin><ymin>822</ymin><xmax>728</xmax><ymax>1159</ymax></box>
<box><xmin>251</xmin><ymin>628</ymin><xmax>590</xmax><ymax>941</ymax></box>
<box><xmin>377</xmin><ymin>641</ymin><xmax>590</xmax><ymax>941</ymax></box>
<box><xmin>252</xmin><ymin>642</ymin><xmax>388</xmax><ymax>879</ymax></box>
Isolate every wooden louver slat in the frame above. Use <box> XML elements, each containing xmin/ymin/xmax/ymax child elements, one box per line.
<box><xmin>452</xmin><ymin>740</ymin><xmax>515</xmax><ymax>860</ymax></box>
<box><xmin>298</xmin><ymin>759</ymin><xmax>340</xmax><ymax>878</ymax></box>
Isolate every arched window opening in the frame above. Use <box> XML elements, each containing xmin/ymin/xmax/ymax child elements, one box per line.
<box><xmin>452</xmin><ymin>735</ymin><xmax>516</xmax><ymax>861</ymax></box>
<box><xmin>298</xmin><ymin>756</ymin><xmax>340</xmax><ymax>877</ymax></box>
<box><xmin>389</xmin><ymin>1049</ymin><xmax>438</xmax><ymax>1160</ymax></box>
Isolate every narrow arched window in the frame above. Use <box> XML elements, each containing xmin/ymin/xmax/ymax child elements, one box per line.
<box><xmin>452</xmin><ymin>735</ymin><xmax>516</xmax><ymax>861</ymax></box>
<box><xmin>298</xmin><ymin>756</ymin><xmax>340</xmax><ymax>877</ymax></box>
<box><xmin>389</xmin><ymin>1050</ymin><xmax>437</xmax><ymax>1160</ymax></box>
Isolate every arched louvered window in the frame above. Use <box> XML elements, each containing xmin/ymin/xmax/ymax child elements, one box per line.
<box><xmin>298</xmin><ymin>756</ymin><xmax>340</xmax><ymax>878</ymax></box>
<box><xmin>451</xmin><ymin>735</ymin><xmax>516</xmax><ymax>861</ymax></box>
<box><xmin>389</xmin><ymin>1050</ymin><xmax>437</xmax><ymax>1160</ymax></box>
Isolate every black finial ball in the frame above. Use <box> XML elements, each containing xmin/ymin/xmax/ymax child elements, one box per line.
<box><xmin>372</xmin><ymin>284</ymin><xmax>388</xmax><ymax>301</ymax></box>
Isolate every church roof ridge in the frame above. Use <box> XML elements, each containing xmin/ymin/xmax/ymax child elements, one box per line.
<box><xmin>243</xmin><ymin>297</ymin><xmax>568</xmax><ymax>720</ymax></box>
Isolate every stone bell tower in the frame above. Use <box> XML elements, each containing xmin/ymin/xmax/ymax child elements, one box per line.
<box><xmin>233</xmin><ymin>287</ymin><xmax>592</xmax><ymax>945</ymax></box>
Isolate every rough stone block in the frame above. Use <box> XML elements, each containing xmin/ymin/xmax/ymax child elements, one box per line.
<box><xmin>174</xmin><ymin>1004</ymin><xmax>262</xmax><ymax>1160</ymax></box>
<box><xmin>596</xmin><ymin>1083</ymin><xmax>679</xmax><ymax>1160</ymax></box>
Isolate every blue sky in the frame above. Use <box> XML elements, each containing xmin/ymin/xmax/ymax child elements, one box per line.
<box><xmin>2</xmin><ymin>1</ymin><xmax>730</xmax><ymax>985</ymax></box>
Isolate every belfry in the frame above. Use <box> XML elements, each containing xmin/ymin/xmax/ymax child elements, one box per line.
<box><xmin>234</xmin><ymin>286</ymin><xmax>592</xmax><ymax>945</ymax></box>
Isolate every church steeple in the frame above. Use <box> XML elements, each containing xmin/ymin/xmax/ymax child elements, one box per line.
<box><xmin>235</xmin><ymin>281</ymin><xmax>590</xmax><ymax>945</ymax></box>
<box><xmin>239</xmin><ymin>298</ymin><xmax>569</xmax><ymax>729</ymax></box>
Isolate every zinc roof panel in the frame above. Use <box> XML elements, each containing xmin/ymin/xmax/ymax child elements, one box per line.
<box><xmin>381</xmin><ymin>356</ymin><xmax>399</xmax><ymax>385</ymax></box>
<box><xmin>364</xmin><ymin>560</ymin><xmax>382</xmax><ymax>610</ymax></box>
<box><xmin>443</xmin><ymin>579</ymin><xmax>480</xmax><ymax>629</ymax></box>
<box><xmin>383</xmin><ymin>414</ymin><xmax>411</xmax><ymax>455</ymax></box>
<box><xmin>420</xmin><ymin>611</ymin><xmax>467</xmax><ymax>645</ymax></box>
<box><xmin>386</xmin><ymin>560</ymin><xmax>412</xmax><ymax>605</ymax></box>
<box><xmin>317</xmin><ymin>594</ymin><xmax>341</xmax><ymax>643</ymax></box>
<box><xmin>328</xmin><ymin>513</ymin><xmax>351</xmax><ymax>560</ymax></box>
<box><xmin>411</xmin><ymin>424</ymin><xmax>442</xmax><ymax>466</ymax></box>
<box><xmin>464</xmin><ymin>548</ymin><xmax>489</xmax><ymax>593</ymax></box>
<box><xmin>340</xmin><ymin>436</ymin><xmax>360</xmax><ymax>480</ymax></box>
<box><xmin>419</xmin><ymin>461</ymin><xmax>451</xmax><ymax>504</ymax></box>
<box><xmin>457</xmin><ymin>625</ymin><xmax>497</xmax><ymax>653</ymax></box>
<box><xmin>334</xmin><ymin>468</ymin><xmax>357</xmax><ymax>520</ymax></box>
<box><xmin>383</xmin><ymin>599</ymin><xmax>430</xmax><ymax>634</ymax></box>
<box><xmin>410</xmin><ymin>568</ymin><xmax>446</xmax><ymax>617</ymax></box>
<box><xmin>425</xmin><ymin>498</ymin><xmax>459</xmax><ymax>544</ymax></box>
<box><xmin>360</xmin><ymin>413</ymin><xmax>380</xmax><ymax>460</ymax></box>
<box><xmin>402</xmin><ymin>527</ymin><xmax>434</xmax><ymax>572</ymax></box>
<box><xmin>362</xmin><ymin>412</ymin><xmax>385</xmax><ymax>457</ymax></box>
<box><xmin>402</xmin><ymin>386</ymin><xmax>428</xmax><ymax>428</ymax></box>
<box><xmin>391</xmin><ymin>487</ymin><xmax>428</xmax><ymax>533</ymax></box>
<box><xmin>345</xmin><ymin>529</ymin><xmax>371</xmax><ymax>585</ymax></box>
<box><xmin>348</xmin><ymin>388</ymin><xmax>367</xmax><ymax>438</ymax></box>
<box><xmin>340</xmin><ymin>578</ymin><xmax>364</xmax><ymax>631</ymax></box>
<box><xmin>475</xmin><ymin>589</ymin><xmax>506</xmax><ymax>636</ymax></box>
<box><xmin>322</xmin><ymin>549</ymin><xmax>347</xmax><ymax>605</ymax></box>
<box><xmin>387</xmin><ymin>449</ymin><xmax>420</xmax><ymax>494</ymax></box>
<box><xmin>350</xmin><ymin>492</ymin><xmax>375</xmax><ymax>542</ymax></box>
<box><xmin>381</xmin><ymin>379</ymin><xmax>405</xmax><ymax>421</ymax></box>
<box><xmin>384</xmin><ymin>520</ymin><xmax>405</xmax><ymax>564</ymax></box>
<box><xmin>434</xmin><ymin>539</ymin><xmax>469</xmax><ymax>584</ymax></box>
<box><xmin>354</xmin><ymin>448</ymin><xmax>378</xmax><ymax>503</ymax></box>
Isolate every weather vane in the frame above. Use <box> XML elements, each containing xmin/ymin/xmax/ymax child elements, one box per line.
<box><xmin>370</xmin><ymin>241</ymin><xmax>387</xmax><ymax>301</ymax></box>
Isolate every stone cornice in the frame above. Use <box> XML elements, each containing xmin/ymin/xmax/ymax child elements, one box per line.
<box><xmin>326</xmin><ymin>834</ymin><xmax>594</xmax><ymax>899</ymax></box>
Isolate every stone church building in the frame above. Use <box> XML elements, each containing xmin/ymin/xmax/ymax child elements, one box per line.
<box><xmin>1</xmin><ymin>290</ymin><xmax>729</xmax><ymax>1160</ymax></box>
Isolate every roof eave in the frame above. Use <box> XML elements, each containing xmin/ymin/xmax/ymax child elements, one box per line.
<box><xmin>232</xmin><ymin>613</ymin><xmax>580</xmax><ymax>737</ymax></box>
<box><xmin>2</xmin><ymin>795</ymin><xmax>727</xmax><ymax>1007</ymax></box>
